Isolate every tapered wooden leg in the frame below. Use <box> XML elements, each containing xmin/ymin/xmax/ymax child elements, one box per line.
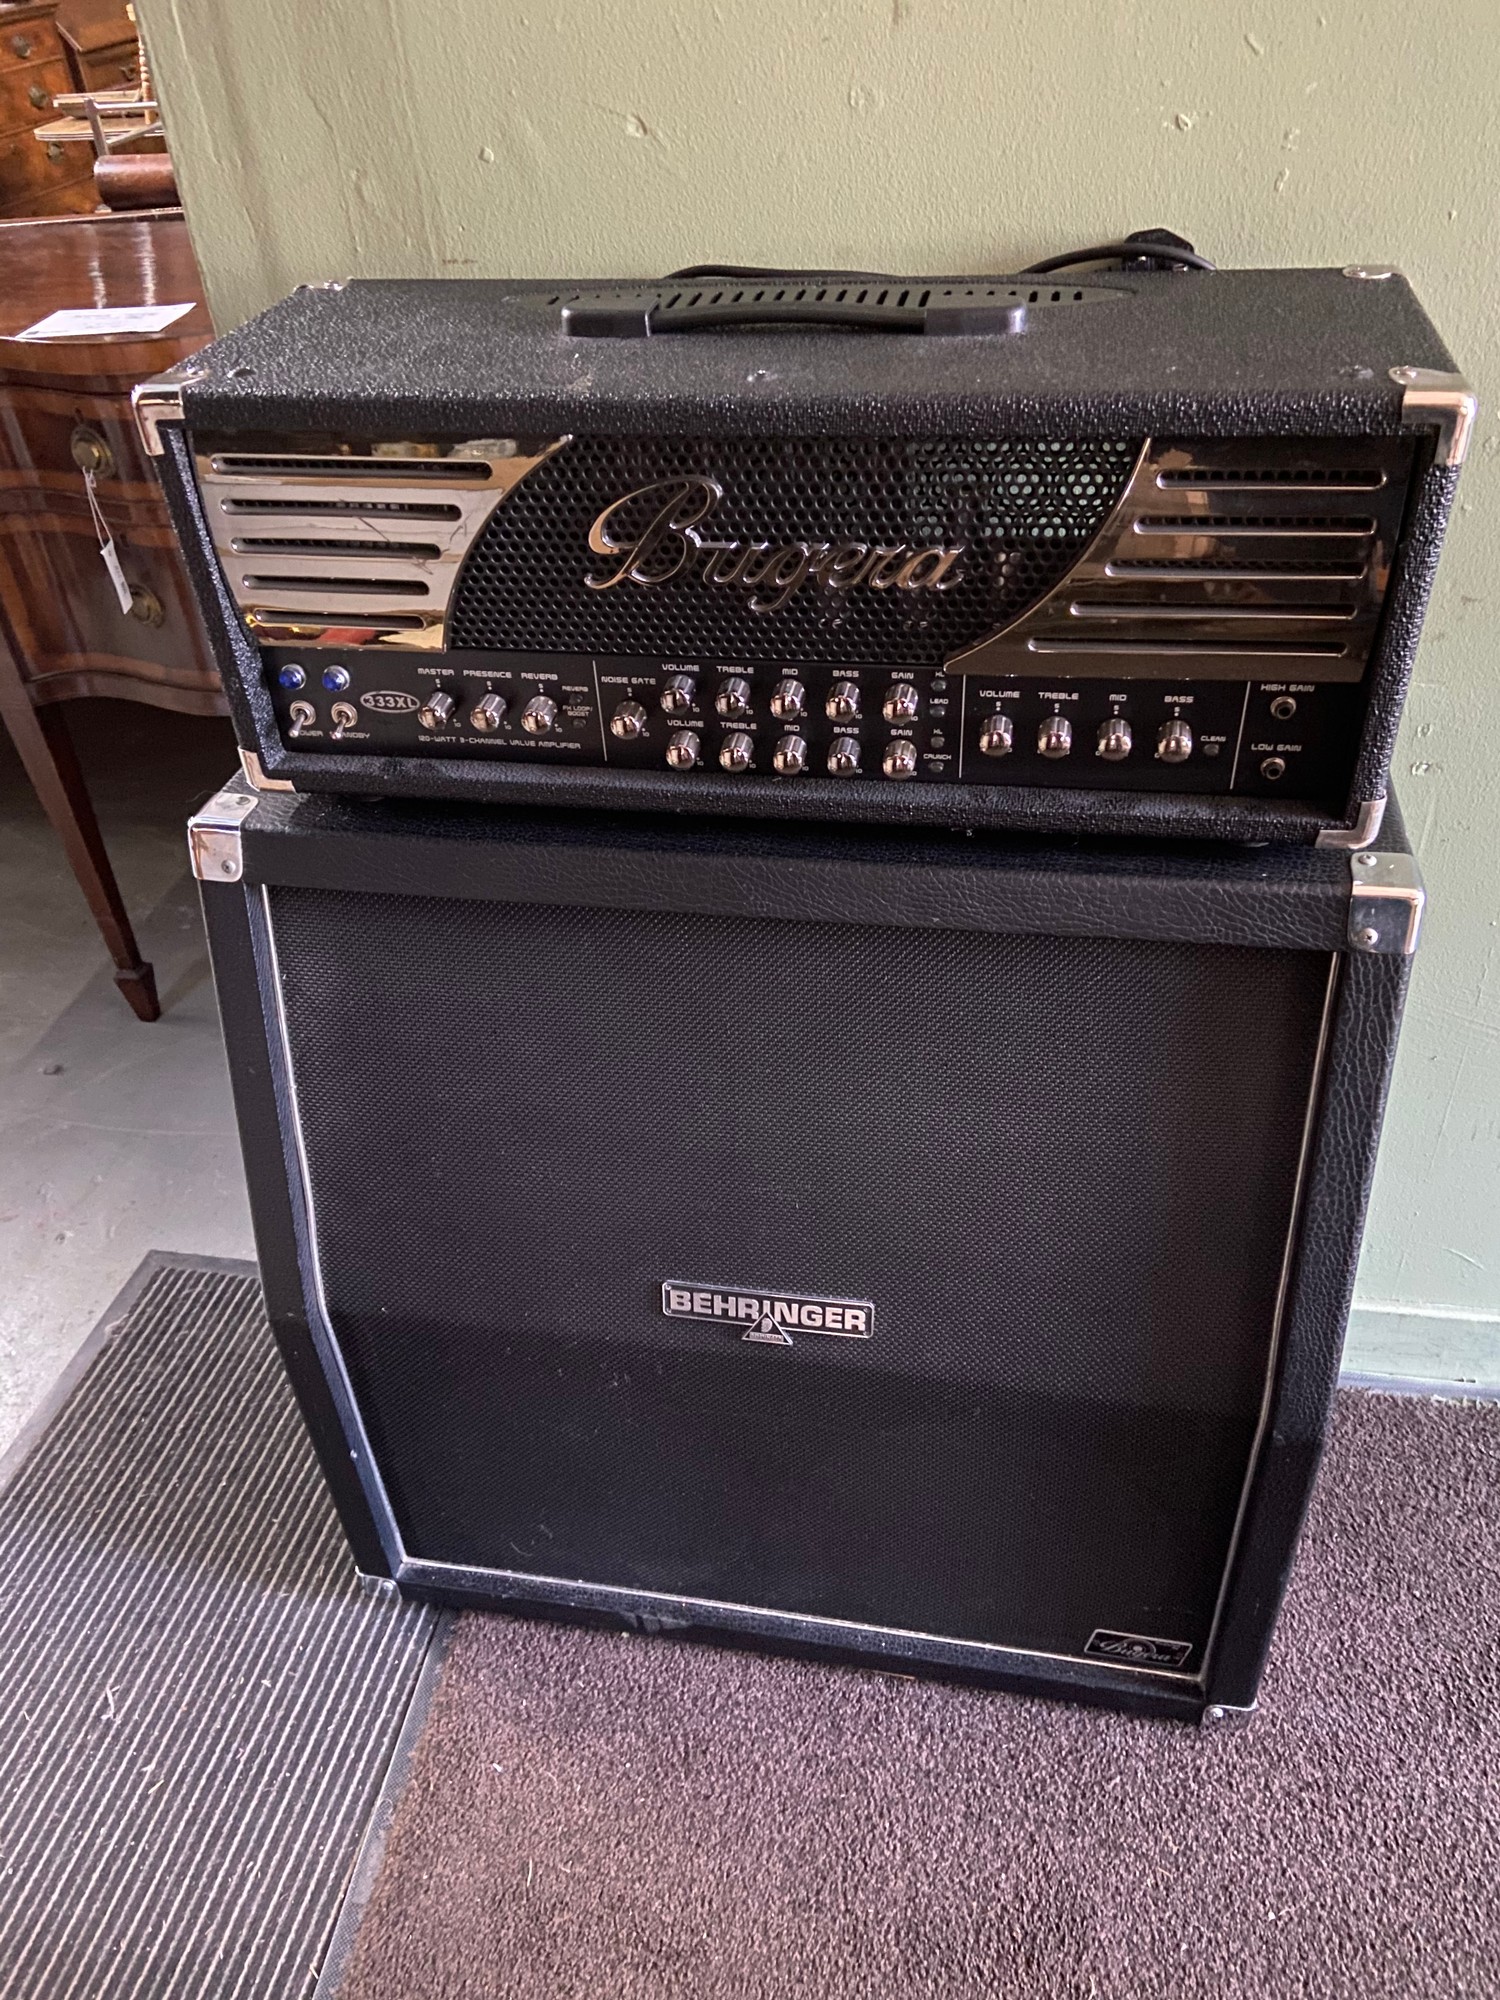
<box><xmin>0</xmin><ymin>682</ymin><xmax>160</xmax><ymax>1022</ymax></box>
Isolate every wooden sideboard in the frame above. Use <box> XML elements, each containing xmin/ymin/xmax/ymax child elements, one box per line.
<box><xmin>0</xmin><ymin>208</ymin><xmax>224</xmax><ymax>1019</ymax></box>
<box><xmin>0</xmin><ymin>2</ymin><xmax>96</xmax><ymax>216</ymax></box>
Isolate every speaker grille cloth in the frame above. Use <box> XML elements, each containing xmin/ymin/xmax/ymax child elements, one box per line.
<box><xmin>270</xmin><ymin>886</ymin><xmax>1329</xmax><ymax>1665</ymax></box>
<box><xmin>447</xmin><ymin>435</ymin><xmax>1139</xmax><ymax>663</ymax></box>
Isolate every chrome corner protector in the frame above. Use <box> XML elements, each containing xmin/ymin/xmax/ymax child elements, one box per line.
<box><xmin>1315</xmin><ymin>797</ymin><xmax>1387</xmax><ymax>851</ymax></box>
<box><xmin>1348</xmin><ymin>848</ymin><xmax>1425</xmax><ymax>955</ymax></box>
<box><xmin>355</xmin><ymin>1570</ymin><xmax>402</xmax><ymax>1602</ymax></box>
<box><xmin>1390</xmin><ymin>366</ymin><xmax>1478</xmax><ymax>469</ymax></box>
<box><xmin>187</xmin><ymin>784</ymin><xmax>258</xmax><ymax>882</ymax></box>
<box><xmin>132</xmin><ymin>363</ymin><xmax>206</xmax><ymax>457</ymax></box>
<box><xmin>131</xmin><ymin>376</ymin><xmax>183</xmax><ymax>457</ymax></box>
<box><xmin>239</xmin><ymin>747</ymin><xmax>296</xmax><ymax>793</ymax></box>
<box><xmin>1199</xmin><ymin>1702</ymin><xmax>1256</xmax><ymax>1732</ymax></box>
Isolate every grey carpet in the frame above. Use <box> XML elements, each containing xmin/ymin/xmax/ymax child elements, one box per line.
<box><xmin>340</xmin><ymin>1389</ymin><xmax>1500</xmax><ymax>2000</ymax></box>
<box><xmin>0</xmin><ymin>1256</ymin><xmax>441</xmax><ymax>2000</ymax></box>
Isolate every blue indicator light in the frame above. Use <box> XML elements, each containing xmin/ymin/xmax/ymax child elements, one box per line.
<box><xmin>321</xmin><ymin>665</ymin><xmax>351</xmax><ymax>692</ymax></box>
<box><xmin>276</xmin><ymin>662</ymin><xmax>306</xmax><ymax>690</ymax></box>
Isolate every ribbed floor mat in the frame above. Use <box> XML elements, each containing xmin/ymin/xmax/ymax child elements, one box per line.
<box><xmin>0</xmin><ymin>1256</ymin><xmax>439</xmax><ymax>2000</ymax></box>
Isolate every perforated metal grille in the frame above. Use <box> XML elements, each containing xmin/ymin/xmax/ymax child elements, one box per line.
<box><xmin>447</xmin><ymin>435</ymin><xmax>1140</xmax><ymax>663</ymax></box>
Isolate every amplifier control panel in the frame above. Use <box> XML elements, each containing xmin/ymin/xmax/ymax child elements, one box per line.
<box><xmin>263</xmin><ymin>649</ymin><xmax>1362</xmax><ymax>802</ymax></box>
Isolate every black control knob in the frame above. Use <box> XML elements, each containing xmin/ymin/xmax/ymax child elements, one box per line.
<box><xmin>1037</xmin><ymin>715</ymin><xmax>1073</xmax><ymax>759</ymax></box>
<box><xmin>419</xmin><ymin>690</ymin><xmax>456</xmax><ymax>730</ymax></box>
<box><xmin>660</xmin><ymin>673</ymin><xmax>698</xmax><ymax>715</ymax></box>
<box><xmin>665</xmin><ymin>729</ymin><xmax>701</xmax><ymax>770</ymax></box>
<box><xmin>770</xmin><ymin>678</ymin><xmax>807</xmax><ymax>721</ymax></box>
<box><xmin>827</xmin><ymin>735</ymin><xmax>861</xmax><ymax>776</ymax></box>
<box><xmin>772</xmin><ymin>733</ymin><xmax>809</xmax><ymax>775</ymax></box>
<box><xmin>979</xmin><ymin>712</ymin><xmax>1013</xmax><ymax>758</ymax></box>
<box><xmin>715</xmin><ymin>676</ymin><xmax>753</xmax><ymax>719</ymax></box>
<box><xmin>883</xmin><ymin>682</ymin><xmax>920</xmax><ymax>723</ymax></box>
<box><xmin>609</xmin><ymin>700</ymin><xmax>648</xmax><ymax>740</ymax></box>
<box><xmin>520</xmin><ymin>695</ymin><xmax>557</xmax><ymax>736</ymax></box>
<box><xmin>826</xmin><ymin>680</ymin><xmax>861</xmax><ymax>721</ymax></box>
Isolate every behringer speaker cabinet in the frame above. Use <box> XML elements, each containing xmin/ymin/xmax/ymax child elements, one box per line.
<box><xmin>191</xmin><ymin>784</ymin><xmax>1423</xmax><ymax>1720</ymax></box>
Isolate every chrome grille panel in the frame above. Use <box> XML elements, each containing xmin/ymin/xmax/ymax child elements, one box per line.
<box><xmin>194</xmin><ymin>437</ymin><xmax>569</xmax><ymax>648</ymax></box>
<box><xmin>946</xmin><ymin>437</ymin><xmax>1413</xmax><ymax>681</ymax></box>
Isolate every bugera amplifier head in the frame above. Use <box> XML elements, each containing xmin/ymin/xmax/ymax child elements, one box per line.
<box><xmin>138</xmin><ymin>264</ymin><xmax>1472</xmax><ymax>846</ymax></box>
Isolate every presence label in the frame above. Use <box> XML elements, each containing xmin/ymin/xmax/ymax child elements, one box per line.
<box><xmin>661</xmin><ymin>1282</ymin><xmax>874</xmax><ymax>1346</ymax></box>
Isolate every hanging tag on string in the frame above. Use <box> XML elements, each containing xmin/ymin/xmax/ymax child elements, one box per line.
<box><xmin>84</xmin><ymin>466</ymin><xmax>134</xmax><ymax>615</ymax></box>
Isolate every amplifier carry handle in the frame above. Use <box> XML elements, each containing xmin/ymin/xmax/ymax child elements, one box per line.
<box><xmin>561</xmin><ymin>291</ymin><xmax>1028</xmax><ymax>339</ymax></box>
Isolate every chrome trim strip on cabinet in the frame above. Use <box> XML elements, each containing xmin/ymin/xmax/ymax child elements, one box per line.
<box><xmin>258</xmin><ymin>887</ymin><xmax>409</xmax><ymax>1571</ymax></box>
<box><xmin>396</xmin><ymin>1557</ymin><xmax>1200</xmax><ymax>1683</ymax></box>
<box><xmin>1198</xmin><ymin>953</ymin><xmax>1341</xmax><ymax>1681</ymax></box>
<box><xmin>193</xmin><ymin>436</ymin><xmax>571</xmax><ymax>648</ymax></box>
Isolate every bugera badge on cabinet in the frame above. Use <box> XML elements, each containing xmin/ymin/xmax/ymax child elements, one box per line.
<box><xmin>139</xmin><ymin>258</ymin><xmax>1472</xmax><ymax>846</ymax></box>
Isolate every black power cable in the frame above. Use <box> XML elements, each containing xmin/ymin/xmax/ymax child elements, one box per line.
<box><xmin>662</xmin><ymin>232</ymin><xmax>1213</xmax><ymax>289</ymax></box>
<box><xmin>1021</xmin><ymin>229</ymin><xmax>1214</xmax><ymax>275</ymax></box>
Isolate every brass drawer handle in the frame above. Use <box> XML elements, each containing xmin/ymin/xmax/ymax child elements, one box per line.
<box><xmin>28</xmin><ymin>83</ymin><xmax>50</xmax><ymax>110</ymax></box>
<box><xmin>129</xmin><ymin>585</ymin><xmax>165</xmax><ymax>627</ymax></box>
<box><xmin>11</xmin><ymin>33</ymin><xmax>34</xmax><ymax>58</ymax></box>
<box><xmin>71</xmin><ymin>427</ymin><xmax>116</xmax><ymax>479</ymax></box>
<box><xmin>45</xmin><ymin>141</ymin><xmax>65</xmax><ymax>164</ymax></box>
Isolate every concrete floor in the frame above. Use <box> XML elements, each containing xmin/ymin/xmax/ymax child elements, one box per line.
<box><xmin>0</xmin><ymin>702</ymin><xmax>253</xmax><ymax>1458</ymax></box>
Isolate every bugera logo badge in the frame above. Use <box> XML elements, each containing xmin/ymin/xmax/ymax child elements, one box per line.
<box><xmin>1084</xmin><ymin>1629</ymin><xmax>1194</xmax><ymax>1670</ymax></box>
<box><xmin>586</xmin><ymin>478</ymin><xmax>967</xmax><ymax>615</ymax></box>
<box><xmin>661</xmin><ymin>1282</ymin><xmax>874</xmax><ymax>1346</ymax></box>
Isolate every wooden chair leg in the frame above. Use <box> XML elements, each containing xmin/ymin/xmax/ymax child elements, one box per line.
<box><xmin>1</xmin><ymin>694</ymin><xmax>160</xmax><ymax>1022</ymax></box>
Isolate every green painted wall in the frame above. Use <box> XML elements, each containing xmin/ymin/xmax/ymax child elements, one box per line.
<box><xmin>140</xmin><ymin>0</ymin><xmax>1500</xmax><ymax>1376</ymax></box>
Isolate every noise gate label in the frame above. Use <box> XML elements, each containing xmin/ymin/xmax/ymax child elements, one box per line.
<box><xmin>661</xmin><ymin>1282</ymin><xmax>874</xmax><ymax>1346</ymax></box>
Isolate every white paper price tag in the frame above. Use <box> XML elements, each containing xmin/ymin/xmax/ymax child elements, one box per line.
<box><xmin>84</xmin><ymin>468</ymin><xmax>134</xmax><ymax>615</ymax></box>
